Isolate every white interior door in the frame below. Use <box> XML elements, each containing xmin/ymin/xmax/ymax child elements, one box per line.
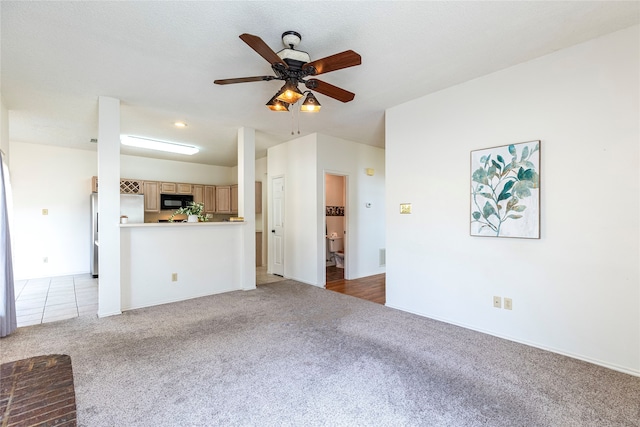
<box><xmin>271</xmin><ymin>176</ymin><xmax>285</xmax><ymax>276</ymax></box>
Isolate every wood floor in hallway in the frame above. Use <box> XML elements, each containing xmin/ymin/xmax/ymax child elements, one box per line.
<box><xmin>325</xmin><ymin>268</ymin><xmax>385</xmax><ymax>305</ymax></box>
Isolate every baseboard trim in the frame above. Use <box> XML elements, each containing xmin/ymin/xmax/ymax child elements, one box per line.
<box><xmin>385</xmin><ymin>303</ymin><xmax>640</xmax><ymax>378</ymax></box>
<box><xmin>121</xmin><ymin>286</ymin><xmax>240</xmax><ymax>312</ymax></box>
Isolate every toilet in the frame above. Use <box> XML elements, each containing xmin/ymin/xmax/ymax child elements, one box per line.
<box><xmin>328</xmin><ymin>237</ymin><xmax>344</xmax><ymax>268</ymax></box>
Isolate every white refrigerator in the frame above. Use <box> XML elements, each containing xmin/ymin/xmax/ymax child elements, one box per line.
<box><xmin>90</xmin><ymin>193</ymin><xmax>144</xmax><ymax>277</ymax></box>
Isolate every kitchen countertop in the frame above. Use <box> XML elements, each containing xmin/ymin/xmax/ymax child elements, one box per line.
<box><xmin>120</xmin><ymin>221</ymin><xmax>245</xmax><ymax>228</ymax></box>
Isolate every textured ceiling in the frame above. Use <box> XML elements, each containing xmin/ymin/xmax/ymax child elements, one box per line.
<box><xmin>2</xmin><ymin>1</ymin><xmax>638</xmax><ymax>166</ymax></box>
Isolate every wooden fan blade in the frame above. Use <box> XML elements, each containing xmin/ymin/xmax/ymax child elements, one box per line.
<box><xmin>303</xmin><ymin>50</ymin><xmax>361</xmax><ymax>75</ymax></box>
<box><xmin>305</xmin><ymin>79</ymin><xmax>355</xmax><ymax>103</ymax></box>
<box><xmin>214</xmin><ymin>76</ymin><xmax>275</xmax><ymax>85</ymax></box>
<box><xmin>239</xmin><ymin>33</ymin><xmax>288</xmax><ymax>67</ymax></box>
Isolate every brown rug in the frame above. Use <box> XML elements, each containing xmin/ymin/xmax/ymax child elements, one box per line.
<box><xmin>0</xmin><ymin>354</ymin><xmax>77</xmax><ymax>427</ymax></box>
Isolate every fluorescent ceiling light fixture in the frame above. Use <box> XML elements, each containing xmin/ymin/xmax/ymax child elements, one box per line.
<box><xmin>174</xmin><ymin>121</ymin><xmax>187</xmax><ymax>127</ymax></box>
<box><xmin>121</xmin><ymin>135</ymin><xmax>199</xmax><ymax>155</ymax></box>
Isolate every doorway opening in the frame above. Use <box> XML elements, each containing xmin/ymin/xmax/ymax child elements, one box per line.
<box><xmin>270</xmin><ymin>175</ymin><xmax>285</xmax><ymax>277</ymax></box>
<box><xmin>325</xmin><ymin>173</ymin><xmax>346</xmax><ymax>283</ymax></box>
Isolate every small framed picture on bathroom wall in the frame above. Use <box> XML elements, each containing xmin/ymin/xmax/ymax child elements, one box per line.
<box><xmin>326</xmin><ymin>206</ymin><xmax>345</xmax><ymax>216</ymax></box>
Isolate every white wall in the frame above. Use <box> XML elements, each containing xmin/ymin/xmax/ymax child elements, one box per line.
<box><xmin>385</xmin><ymin>26</ymin><xmax>639</xmax><ymax>375</ymax></box>
<box><xmin>268</xmin><ymin>133</ymin><xmax>386</xmax><ymax>286</ymax></box>
<box><xmin>0</xmin><ymin>96</ymin><xmax>9</xmax><ymax>161</ymax></box>
<box><xmin>268</xmin><ymin>134</ymin><xmax>319</xmax><ymax>284</ymax></box>
<box><xmin>256</xmin><ymin>156</ymin><xmax>267</xmax><ymax>264</ymax></box>
<box><xmin>10</xmin><ymin>142</ymin><xmax>97</xmax><ymax>279</ymax></box>
<box><xmin>121</xmin><ymin>154</ymin><xmax>233</xmax><ymax>184</ymax></box>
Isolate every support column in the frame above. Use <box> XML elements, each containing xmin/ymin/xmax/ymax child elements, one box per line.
<box><xmin>97</xmin><ymin>96</ymin><xmax>121</xmax><ymax>317</ymax></box>
<box><xmin>238</xmin><ymin>127</ymin><xmax>256</xmax><ymax>290</ymax></box>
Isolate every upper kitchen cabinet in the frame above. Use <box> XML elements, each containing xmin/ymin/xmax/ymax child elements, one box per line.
<box><xmin>143</xmin><ymin>181</ymin><xmax>160</xmax><ymax>212</ymax></box>
<box><xmin>91</xmin><ymin>177</ymin><xmax>144</xmax><ymax>195</ymax></box>
<box><xmin>160</xmin><ymin>182</ymin><xmax>176</xmax><ymax>193</ymax></box>
<box><xmin>160</xmin><ymin>182</ymin><xmax>192</xmax><ymax>194</ymax></box>
<box><xmin>215</xmin><ymin>185</ymin><xmax>231</xmax><ymax>213</ymax></box>
<box><xmin>204</xmin><ymin>185</ymin><xmax>216</xmax><ymax>214</ymax></box>
<box><xmin>120</xmin><ymin>178</ymin><xmax>144</xmax><ymax>194</ymax></box>
<box><xmin>255</xmin><ymin>181</ymin><xmax>262</xmax><ymax>214</ymax></box>
<box><xmin>193</xmin><ymin>185</ymin><xmax>204</xmax><ymax>205</ymax></box>
<box><xmin>231</xmin><ymin>185</ymin><xmax>238</xmax><ymax>214</ymax></box>
<box><xmin>177</xmin><ymin>183</ymin><xmax>192</xmax><ymax>194</ymax></box>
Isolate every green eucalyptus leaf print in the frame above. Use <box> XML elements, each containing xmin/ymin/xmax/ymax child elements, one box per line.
<box><xmin>471</xmin><ymin>141</ymin><xmax>540</xmax><ymax>238</ymax></box>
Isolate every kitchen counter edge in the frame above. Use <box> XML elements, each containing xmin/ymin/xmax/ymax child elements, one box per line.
<box><xmin>120</xmin><ymin>221</ymin><xmax>245</xmax><ymax>228</ymax></box>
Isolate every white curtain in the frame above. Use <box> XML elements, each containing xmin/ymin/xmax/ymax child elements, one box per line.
<box><xmin>0</xmin><ymin>151</ymin><xmax>16</xmax><ymax>337</ymax></box>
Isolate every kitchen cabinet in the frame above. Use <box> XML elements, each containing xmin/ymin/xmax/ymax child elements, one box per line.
<box><xmin>231</xmin><ymin>185</ymin><xmax>238</xmax><ymax>214</ymax></box>
<box><xmin>160</xmin><ymin>182</ymin><xmax>176</xmax><ymax>193</ymax></box>
<box><xmin>215</xmin><ymin>185</ymin><xmax>231</xmax><ymax>213</ymax></box>
<box><xmin>204</xmin><ymin>185</ymin><xmax>216</xmax><ymax>214</ymax></box>
<box><xmin>177</xmin><ymin>183</ymin><xmax>192</xmax><ymax>194</ymax></box>
<box><xmin>120</xmin><ymin>178</ymin><xmax>144</xmax><ymax>194</ymax></box>
<box><xmin>143</xmin><ymin>181</ymin><xmax>160</xmax><ymax>212</ymax></box>
<box><xmin>255</xmin><ymin>181</ymin><xmax>262</xmax><ymax>214</ymax></box>
<box><xmin>193</xmin><ymin>185</ymin><xmax>204</xmax><ymax>205</ymax></box>
<box><xmin>91</xmin><ymin>176</ymin><xmax>144</xmax><ymax>195</ymax></box>
<box><xmin>256</xmin><ymin>232</ymin><xmax>262</xmax><ymax>266</ymax></box>
<box><xmin>160</xmin><ymin>182</ymin><xmax>192</xmax><ymax>194</ymax></box>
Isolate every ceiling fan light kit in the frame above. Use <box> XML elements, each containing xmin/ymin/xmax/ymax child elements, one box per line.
<box><xmin>275</xmin><ymin>80</ymin><xmax>304</xmax><ymax>103</ymax></box>
<box><xmin>214</xmin><ymin>30</ymin><xmax>360</xmax><ymax>116</ymax></box>
<box><xmin>301</xmin><ymin>92</ymin><xmax>321</xmax><ymax>113</ymax></box>
<box><xmin>266</xmin><ymin>94</ymin><xmax>290</xmax><ymax>112</ymax></box>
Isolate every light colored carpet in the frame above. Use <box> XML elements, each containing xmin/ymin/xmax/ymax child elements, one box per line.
<box><xmin>1</xmin><ymin>280</ymin><xmax>638</xmax><ymax>426</ymax></box>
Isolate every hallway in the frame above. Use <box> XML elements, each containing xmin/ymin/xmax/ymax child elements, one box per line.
<box><xmin>325</xmin><ymin>267</ymin><xmax>385</xmax><ymax>305</ymax></box>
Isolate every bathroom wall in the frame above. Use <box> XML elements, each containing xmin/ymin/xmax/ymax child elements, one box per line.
<box><xmin>325</xmin><ymin>173</ymin><xmax>345</xmax><ymax>263</ymax></box>
<box><xmin>325</xmin><ymin>173</ymin><xmax>345</xmax><ymax>239</ymax></box>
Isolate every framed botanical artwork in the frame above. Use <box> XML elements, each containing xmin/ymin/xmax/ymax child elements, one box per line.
<box><xmin>470</xmin><ymin>140</ymin><xmax>540</xmax><ymax>238</ymax></box>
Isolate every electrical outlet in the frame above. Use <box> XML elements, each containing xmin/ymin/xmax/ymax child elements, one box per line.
<box><xmin>493</xmin><ymin>296</ymin><xmax>502</xmax><ymax>308</ymax></box>
<box><xmin>504</xmin><ymin>298</ymin><xmax>513</xmax><ymax>310</ymax></box>
<box><xmin>43</xmin><ymin>257</ymin><xmax>48</xmax><ymax>263</ymax></box>
<box><xmin>171</xmin><ymin>273</ymin><xmax>178</xmax><ymax>282</ymax></box>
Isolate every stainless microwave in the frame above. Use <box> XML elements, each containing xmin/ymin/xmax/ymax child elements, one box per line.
<box><xmin>160</xmin><ymin>194</ymin><xmax>194</xmax><ymax>210</ymax></box>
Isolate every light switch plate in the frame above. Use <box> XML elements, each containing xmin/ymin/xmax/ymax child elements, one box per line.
<box><xmin>400</xmin><ymin>203</ymin><xmax>412</xmax><ymax>214</ymax></box>
<box><xmin>504</xmin><ymin>298</ymin><xmax>513</xmax><ymax>310</ymax></box>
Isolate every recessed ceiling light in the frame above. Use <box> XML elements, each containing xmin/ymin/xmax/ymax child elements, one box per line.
<box><xmin>121</xmin><ymin>135</ymin><xmax>199</xmax><ymax>155</ymax></box>
<box><xmin>174</xmin><ymin>122</ymin><xmax>187</xmax><ymax>127</ymax></box>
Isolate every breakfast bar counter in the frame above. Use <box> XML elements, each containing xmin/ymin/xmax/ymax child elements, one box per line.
<box><xmin>120</xmin><ymin>221</ymin><xmax>246</xmax><ymax>310</ymax></box>
<box><xmin>120</xmin><ymin>221</ymin><xmax>244</xmax><ymax>228</ymax></box>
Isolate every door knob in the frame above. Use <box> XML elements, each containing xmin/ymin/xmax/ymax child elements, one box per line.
<box><xmin>271</xmin><ymin>229</ymin><xmax>275</xmax><ymax>233</ymax></box>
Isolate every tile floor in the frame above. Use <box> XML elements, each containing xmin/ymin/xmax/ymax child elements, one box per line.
<box><xmin>13</xmin><ymin>274</ymin><xmax>98</xmax><ymax>327</ymax></box>
<box><xmin>14</xmin><ymin>269</ymin><xmax>281</xmax><ymax>327</ymax></box>
<box><xmin>256</xmin><ymin>265</ymin><xmax>287</xmax><ymax>285</ymax></box>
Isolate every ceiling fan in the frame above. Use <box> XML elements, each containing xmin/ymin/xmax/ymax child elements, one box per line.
<box><xmin>214</xmin><ymin>31</ymin><xmax>361</xmax><ymax>111</ymax></box>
